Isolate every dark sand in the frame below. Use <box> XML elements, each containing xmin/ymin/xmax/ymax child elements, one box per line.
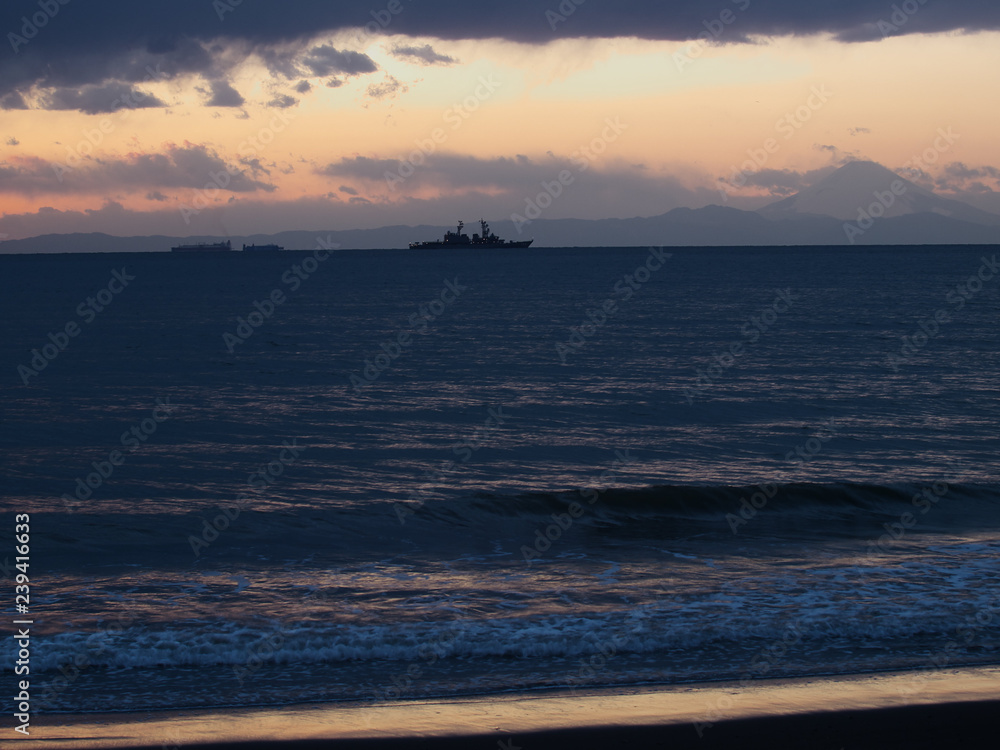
<box><xmin>14</xmin><ymin>666</ymin><xmax>999</xmax><ymax>749</ymax></box>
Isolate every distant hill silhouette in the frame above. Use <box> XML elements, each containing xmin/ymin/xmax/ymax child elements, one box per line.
<box><xmin>3</xmin><ymin>162</ymin><xmax>999</xmax><ymax>253</ymax></box>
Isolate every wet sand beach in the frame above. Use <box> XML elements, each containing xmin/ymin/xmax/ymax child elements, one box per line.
<box><xmin>17</xmin><ymin>666</ymin><xmax>1000</xmax><ymax>749</ymax></box>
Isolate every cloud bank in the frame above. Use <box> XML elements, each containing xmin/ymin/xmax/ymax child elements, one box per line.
<box><xmin>3</xmin><ymin>1</ymin><xmax>998</xmax><ymax>107</ymax></box>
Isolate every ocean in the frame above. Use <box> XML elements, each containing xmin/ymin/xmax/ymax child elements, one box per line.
<box><xmin>2</xmin><ymin>244</ymin><xmax>999</xmax><ymax>715</ymax></box>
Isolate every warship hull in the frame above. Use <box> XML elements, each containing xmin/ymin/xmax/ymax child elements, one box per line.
<box><xmin>409</xmin><ymin>239</ymin><xmax>533</xmax><ymax>249</ymax></box>
<box><xmin>409</xmin><ymin>220</ymin><xmax>533</xmax><ymax>250</ymax></box>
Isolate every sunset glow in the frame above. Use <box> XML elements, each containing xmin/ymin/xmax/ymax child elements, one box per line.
<box><xmin>2</xmin><ymin>2</ymin><xmax>1000</xmax><ymax>239</ymax></box>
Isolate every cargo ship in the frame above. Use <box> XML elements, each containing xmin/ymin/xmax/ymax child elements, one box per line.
<box><xmin>242</xmin><ymin>243</ymin><xmax>284</xmax><ymax>252</ymax></box>
<box><xmin>170</xmin><ymin>240</ymin><xmax>233</xmax><ymax>252</ymax></box>
<box><xmin>409</xmin><ymin>220</ymin><xmax>533</xmax><ymax>249</ymax></box>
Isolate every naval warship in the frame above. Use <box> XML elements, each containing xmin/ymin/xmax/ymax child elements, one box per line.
<box><xmin>409</xmin><ymin>220</ymin><xmax>533</xmax><ymax>249</ymax></box>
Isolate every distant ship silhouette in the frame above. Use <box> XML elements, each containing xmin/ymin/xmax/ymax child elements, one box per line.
<box><xmin>409</xmin><ymin>220</ymin><xmax>533</xmax><ymax>249</ymax></box>
<box><xmin>170</xmin><ymin>240</ymin><xmax>233</xmax><ymax>252</ymax></box>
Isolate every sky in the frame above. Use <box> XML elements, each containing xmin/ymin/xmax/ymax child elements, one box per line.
<box><xmin>1</xmin><ymin>0</ymin><xmax>1000</xmax><ymax>240</ymax></box>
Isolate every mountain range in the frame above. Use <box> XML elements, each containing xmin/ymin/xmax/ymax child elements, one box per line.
<box><xmin>3</xmin><ymin>161</ymin><xmax>999</xmax><ymax>253</ymax></box>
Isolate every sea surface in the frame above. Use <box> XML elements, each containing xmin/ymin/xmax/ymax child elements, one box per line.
<box><xmin>1</xmin><ymin>244</ymin><xmax>999</xmax><ymax>714</ymax></box>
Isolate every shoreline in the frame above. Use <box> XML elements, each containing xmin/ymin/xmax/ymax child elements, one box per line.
<box><xmin>13</xmin><ymin>665</ymin><xmax>1000</xmax><ymax>748</ymax></box>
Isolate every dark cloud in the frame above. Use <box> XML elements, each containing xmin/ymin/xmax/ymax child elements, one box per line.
<box><xmin>146</xmin><ymin>190</ymin><xmax>168</xmax><ymax>201</ymax></box>
<box><xmin>720</xmin><ymin>165</ymin><xmax>846</xmax><ymax>197</ymax></box>
<box><xmin>942</xmin><ymin>161</ymin><xmax>1000</xmax><ymax>181</ymax></box>
<box><xmin>930</xmin><ymin>161</ymin><xmax>1000</xmax><ymax>196</ymax></box>
<box><xmin>390</xmin><ymin>44</ymin><xmax>457</xmax><ymax>66</ymax></box>
<box><xmin>4</xmin><ymin>2</ymin><xmax>998</xmax><ymax>101</ymax></box>
<box><xmin>38</xmin><ymin>81</ymin><xmax>167</xmax><ymax>114</ymax></box>
<box><xmin>240</xmin><ymin>157</ymin><xmax>272</xmax><ymax>179</ymax></box>
<box><xmin>895</xmin><ymin>161</ymin><xmax>1000</xmax><ymax>215</ymax></box>
<box><xmin>257</xmin><ymin>43</ymin><xmax>376</xmax><ymax>93</ymax></box>
<box><xmin>258</xmin><ymin>47</ymin><xmax>307</xmax><ymax>80</ymax></box>
<box><xmin>962</xmin><ymin>181</ymin><xmax>994</xmax><ymax>194</ymax></box>
<box><xmin>3</xmin><ymin>36</ymin><xmax>209</xmax><ymax>105</ymax></box>
<box><xmin>319</xmin><ymin>156</ymin><xmax>390</xmax><ymax>179</ymax></box>
<box><xmin>303</xmin><ymin>45</ymin><xmax>378</xmax><ymax>77</ymax></box>
<box><xmin>1</xmin><ymin>92</ymin><xmax>28</xmax><ymax>109</ymax></box>
<box><xmin>898</xmin><ymin>164</ymin><xmax>932</xmax><ymax>185</ymax></box>
<box><xmin>267</xmin><ymin>94</ymin><xmax>298</xmax><ymax>109</ymax></box>
<box><xmin>812</xmin><ymin>144</ymin><xmax>862</xmax><ymax>165</ymax></box>
<box><xmin>318</xmin><ymin>151</ymin><xmax>740</xmax><ymax>217</ymax></box>
<box><xmin>5</xmin><ymin>137</ymin><xmax>19</xmax><ymax>146</ymax></box>
<box><xmin>848</xmin><ymin>127</ymin><xmax>871</xmax><ymax>135</ymax></box>
<box><xmin>366</xmin><ymin>75</ymin><xmax>406</xmax><ymax>101</ymax></box>
<box><xmin>0</xmin><ymin>144</ymin><xmax>274</xmax><ymax>195</ymax></box>
<box><xmin>204</xmin><ymin>79</ymin><xmax>245</xmax><ymax>107</ymax></box>
<box><xmin>735</xmin><ymin>167</ymin><xmax>830</xmax><ymax>192</ymax></box>
<box><xmin>717</xmin><ymin>144</ymin><xmax>863</xmax><ymax>197</ymax></box>
<box><xmin>338</xmin><ymin>185</ymin><xmax>358</xmax><ymax>195</ymax></box>
<box><xmin>0</xmin><ymin>172</ymin><xmax>765</xmax><ymax>240</ymax></box>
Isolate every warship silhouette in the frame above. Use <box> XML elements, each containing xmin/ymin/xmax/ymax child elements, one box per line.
<box><xmin>409</xmin><ymin>220</ymin><xmax>533</xmax><ymax>249</ymax></box>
